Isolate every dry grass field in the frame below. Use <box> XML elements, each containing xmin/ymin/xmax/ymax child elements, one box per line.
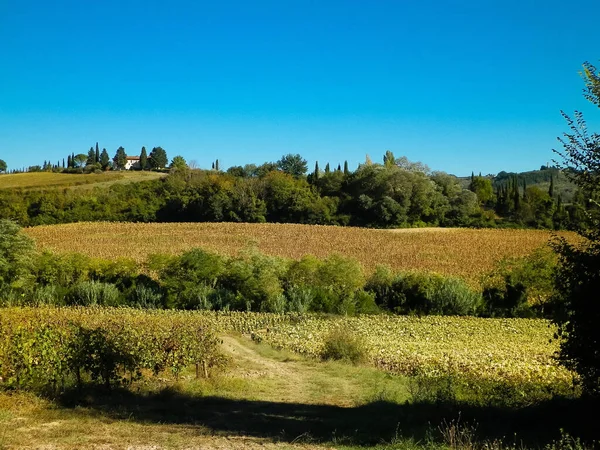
<box><xmin>24</xmin><ymin>222</ymin><xmax>573</xmax><ymax>285</ymax></box>
<box><xmin>0</xmin><ymin>171</ymin><xmax>165</xmax><ymax>190</ymax></box>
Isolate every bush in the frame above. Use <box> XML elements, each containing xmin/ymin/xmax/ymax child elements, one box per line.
<box><xmin>321</xmin><ymin>327</ymin><xmax>367</xmax><ymax>364</ymax></box>
<box><xmin>369</xmin><ymin>271</ymin><xmax>481</xmax><ymax>315</ymax></box>
<box><xmin>482</xmin><ymin>247</ymin><xmax>557</xmax><ymax>317</ymax></box>
<box><xmin>285</xmin><ymin>285</ymin><xmax>313</xmax><ymax>313</ymax></box>
<box><xmin>67</xmin><ymin>281</ymin><xmax>121</xmax><ymax>306</ymax></box>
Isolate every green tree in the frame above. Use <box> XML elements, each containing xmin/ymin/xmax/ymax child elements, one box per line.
<box><xmin>87</xmin><ymin>147</ymin><xmax>96</xmax><ymax>166</ymax></box>
<box><xmin>95</xmin><ymin>142</ymin><xmax>100</xmax><ymax>163</ymax></box>
<box><xmin>383</xmin><ymin>150</ymin><xmax>396</xmax><ymax>168</ymax></box>
<box><xmin>170</xmin><ymin>155</ymin><xmax>188</xmax><ymax>171</ymax></box>
<box><xmin>277</xmin><ymin>153</ymin><xmax>308</xmax><ymax>177</ymax></box>
<box><xmin>100</xmin><ymin>149</ymin><xmax>110</xmax><ymax>170</ymax></box>
<box><xmin>149</xmin><ymin>147</ymin><xmax>168</xmax><ymax>169</ymax></box>
<box><xmin>139</xmin><ymin>147</ymin><xmax>148</xmax><ymax>170</ymax></box>
<box><xmin>113</xmin><ymin>147</ymin><xmax>127</xmax><ymax>170</ymax></box>
<box><xmin>313</xmin><ymin>161</ymin><xmax>320</xmax><ymax>182</ymax></box>
<box><xmin>0</xmin><ymin>220</ymin><xmax>36</xmax><ymax>291</ymax></box>
<box><xmin>73</xmin><ymin>153</ymin><xmax>88</xmax><ymax>168</ymax></box>
<box><xmin>469</xmin><ymin>176</ymin><xmax>494</xmax><ymax>205</ymax></box>
<box><xmin>0</xmin><ymin>159</ymin><xmax>6</xmax><ymax>173</ymax></box>
<box><xmin>343</xmin><ymin>160</ymin><xmax>349</xmax><ymax>176</ymax></box>
<box><xmin>552</xmin><ymin>61</ymin><xmax>600</xmax><ymax>395</ymax></box>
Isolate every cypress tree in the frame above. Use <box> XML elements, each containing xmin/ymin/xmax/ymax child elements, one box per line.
<box><xmin>513</xmin><ymin>177</ymin><xmax>521</xmax><ymax>211</ymax></box>
<box><xmin>212</xmin><ymin>162</ymin><xmax>215</xmax><ymax>170</ymax></box>
<box><xmin>522</xmin><ymin>180</ymin><xmax>527</xmax><ymax>201</ymax></box>
<box><xmin>71</xmin><ymin>153</ymin><xmax>75</xmax><ymax>168</ymax></box>
<box><xmin>549</xmin><ymin>175</ymin><xmax>555</xmax><ymax>198</ymax></box>
<box><xmin>100</xmin><ymin>148</ymin><xmax>110</xmax><ymax>170</ymax></box>
<box><xmin>314</xmin><ymin>161</ymin><xmax>319</xmax><ymax>181</ymax></box>
<box><xmin>140</xmin><ymin>146</ymin><xmax>148</xmax><ymax>170</ymax></box>
<box><xmin>95</xmin><ymin>142</ymin><xmax>100</xmax><ymax>163</ymax></box>
<box><xmin>62</xmin><ymin>158</ymin><xmax>65</xmax><ymax>168</ymax></box>
<box><xmin>343</xmin><ymin>160</ymin><xmax>349</xmax><ymax>176</ymax></box>
<box><xmin>215</xmin><ymin>159</ymin><xmax>220</xmax><ymax>171</ymax></box>
<box><xmin>337</xmin><ymin>163</ymin><xmax>341</xmax><ymax>172</ymax></box>
<box><xmin>67</xmin><ymin>155</ymin><xmax>72</xmax><ymax>168</ymax></box>
<box><xmin>325</xmin><ymin>163</ymin><xmax>330</xmax><ymax>173</ymax></box>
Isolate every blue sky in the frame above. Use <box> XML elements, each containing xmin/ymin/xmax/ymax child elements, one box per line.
<box><xmin>1</xmin><ymin>0</ymin><xmax>599</xmax><ymax>176</ymax></box>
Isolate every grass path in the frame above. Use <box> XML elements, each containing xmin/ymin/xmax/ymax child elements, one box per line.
<box><xmin>0</xmin><ymin>335</ymin><xmax>409</xmax><ymax>449</ymax></box>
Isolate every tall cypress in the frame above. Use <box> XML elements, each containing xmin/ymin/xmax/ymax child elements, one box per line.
<box><xmin>343</xmin><ymin>160</ymin><xmax>349</xmax><ymax>176</ymax></box>
<box><xmin>215</xmin><ymin>159</ymin><xmax>220</xmax><ymax>171</ymax></box>
<box><xmin>140</xmin><ymin>146</ymin><xmax>148</xmax><ymax>170</ymax></box>
<box><xmin>325</xmin><ymin>163</ymin><xmax>330</xmax><ymax>173</ymax></box>
<box><xmin>337</xmin><ymin>163</ymin><xmax>341</xmax><ymax>172</ymax></box>
<box><xmin>95</xmin><ymin>142</ymin><xmax>100</xmax><ymax>163</ymax></box>
<box><xmin>549</xmin><ymin>175</ymin><xmax>555</xmax><ymax>198</ymax></box>
<box><xmin>314</xmin><ymin>161</ymin><xmax>319</xmax><ymax>181</ymax></box>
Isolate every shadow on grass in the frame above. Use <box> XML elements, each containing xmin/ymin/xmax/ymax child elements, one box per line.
<box><xmin>54</xmin><ymin>387</ymin><xmax>599</xmax><ymax>447</ymax></box>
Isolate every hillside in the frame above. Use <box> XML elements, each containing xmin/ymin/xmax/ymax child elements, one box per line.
<box><xmin>0</xmin><ymin>171</ymin><xmax>165</xmax><ymax>191</ymax></box>
<box><xmin>457</xmin><ymin>168</ymin><xmax>577</xmax><ymax>202</ymax></box>
<box><xmin>24</xmin><ymin>222</ymin><xmax>574</xmax><ymax>286</ymax></box>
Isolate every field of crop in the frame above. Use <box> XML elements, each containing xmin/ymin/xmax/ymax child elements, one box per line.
<box><xmin>0</xmin><ymin>308</ymin><xmax>572</xmax><ymax>389</ymax></box>
<box><xmin>25</xmin><ymin>222</ymin><xmax>574</xmax><ymax>285</ymax></box>
<box><xmin>249</xmin><ymin>314</ymin><xmax>572</xmax><ymax>387</ymax></box>
<box><xmin>0</xmin><ymin>171</ymin><xmax>165</xmax><ymax>190</ymax></box>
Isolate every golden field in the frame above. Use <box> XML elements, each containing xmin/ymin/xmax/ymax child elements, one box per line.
<box><xmin>0</xmin><ymin>171</ymin><xmax>165</xmax><ymax>190</ymax></box>
<box><xmin>24</xmin><ymin>222</ymin><xmax>573</xmax><ymax>285</ymax></box>
<box><xmin>250</xmin><ymin>314</ymin><xmax>572</xmax><ymax>386</ymax></box>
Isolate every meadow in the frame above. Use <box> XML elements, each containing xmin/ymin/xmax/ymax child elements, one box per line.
<box><xmin>24</xmin><ymin>222</ymin><xmax>573</xmax><ymax>286</ymax></box>
<box><xmin>0</xmin><ymin>171</ymin><xmax>165</xmax><ymax>191</ymax></box>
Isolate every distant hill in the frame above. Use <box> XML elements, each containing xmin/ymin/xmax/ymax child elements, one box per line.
<box><xmin>457</xmin><ymin>167</ymin><xmax>577</xmax><ymax>202</ymax></box>
<box><xmin>0</xmin><ymin>171</ymin><xmax>166</xmax><ymax>191</ymax></box>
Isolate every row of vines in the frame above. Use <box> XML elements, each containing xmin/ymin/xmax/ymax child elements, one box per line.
<box><xmin>0</xmin><ymin>307</ymin><xmax>228</xmax><ymax>392</ymax></box>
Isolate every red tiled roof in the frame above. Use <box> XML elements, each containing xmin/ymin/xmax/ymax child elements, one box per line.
<box><xmin>126</xmin><ymin>156</ymin><xmax>140</xmax><ymax>160</ymax></box>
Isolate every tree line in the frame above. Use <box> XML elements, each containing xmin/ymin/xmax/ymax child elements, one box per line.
<box><xmin>0</xmin><ymin>148</ymin><xmax>595</xmax><ymax>230</ymax></box>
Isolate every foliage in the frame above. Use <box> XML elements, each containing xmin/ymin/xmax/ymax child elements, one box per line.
<box><xmin>0</xmin><ymin>219</ymin><xmax>36</xmax><ymax>291</ymax></box>
<box><xmin>0</xmin><ymin>159</ymin><xmax>7</xmax><ymax>173</ymax></box>
<box><xmin>149</xmin><ymin>147</ymin><xmax>168</xmax><ymax>169</ymax></box>
<box><xmin>367</xmin><ymin>271</ymin><xmax>482</xmax><ymax>316</ymax></box>
<box><xmin>483</xmin><ymin>247</ymin><xmax>559</xmax><ymax>316</ymax></box>
<box><xmin>276</xmin><ymin>153</ymin><xmax>308</xmax><ymax>177</ymax></box>
<box><xmin>170</xmin><ymin>155</ymin><xmax>187</xmax><ymax>171</ymax></box>
<box><xmin>113</xmin><ymin>147</ymin><xmax>127</xmax><ymax>170</ymax></box>
<box><xmin>321</xmin><ymin>327</ymin><xmax>367</xmax><ymax>364</ymax></box>
<box><xmin>552</xmin><ymin>61</ymin><xmax>600</xmax><ymax>396</ymax></box>
<box><xmin>0</xmin><ymin>307</ymin><xmax>223</xmax><ymax>392</ymax></box>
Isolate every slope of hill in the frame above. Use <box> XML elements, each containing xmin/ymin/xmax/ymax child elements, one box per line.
<box><xmin>24</xmin><ymin>222</ymin><xmax>574</xmax><ymax>286</ymax></box>
<box><xmin>0</xmin><ymin>171</ymin><xmax>166</xmax><ymax>191</ymax></box>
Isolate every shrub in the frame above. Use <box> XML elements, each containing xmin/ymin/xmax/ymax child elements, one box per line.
<box><xmin>131</xmin><ymin>284</ymin><xmax>163</xmax><ymax>309</ymax></box>
<box><xmin>285</xmin><ymin>285</ymin><xmax>313</xmax><ymax>313</ymax></box>
<box><xmin>67</xmin><ymin>281</ymin><xmax>121</xmax><ymax>306</ymax></box>
<box><xmin>482</xmin><ymin>247</ymin><xmax>557</xmax><ymax>317</ymax></box>
<box><xmin>354</xmin><ymin>290</ymin><xmax>380</xmax><ymax>314</ymax></box>
<box><xmin>376</xmin><ymin>272</ymin><xmax>482</xmax><ymax>315</ymax></box>
<box><xmin>321</xmin><ymin>327</ymin><xmax>367</xmax><ymax>364</ymax></box>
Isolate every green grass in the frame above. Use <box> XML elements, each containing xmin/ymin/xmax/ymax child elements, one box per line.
<box><xmin>0</xmin><ymin>171</ymin><xmax>165</xmax><ymax>191</ymax></box>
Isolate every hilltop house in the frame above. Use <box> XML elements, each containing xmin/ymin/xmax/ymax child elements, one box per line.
<box><xmin>124</xmin><ymin>156</ymin><xmax>141</xmax><ymax>170</ymax></box>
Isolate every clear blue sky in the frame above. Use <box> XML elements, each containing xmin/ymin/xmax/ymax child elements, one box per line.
<box><xmin>1</xmin><ymin>0</ymin><xmax>599</xmax><ymax>176</ymax></box>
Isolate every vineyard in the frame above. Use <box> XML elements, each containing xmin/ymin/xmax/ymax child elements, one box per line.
<box><xmin>0</xmin><ymin>308</ymin><xmax>574</xmax><ymax>392</ymax></box>
<box><xmin>24</xmin><ymin>222</ymin><xmax>573</xmax><ymax>285</ymax></box>
<box><xmin>249</xmin><ymin>314</ymin><xmax>573</xmax><ymax>387</ymax></box>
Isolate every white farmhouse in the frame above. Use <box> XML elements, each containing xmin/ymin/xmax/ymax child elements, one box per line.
<box><xmin>124</xmin><ymin>156</ymin><xmax>141</xmax><ymax>170</ymax></box>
